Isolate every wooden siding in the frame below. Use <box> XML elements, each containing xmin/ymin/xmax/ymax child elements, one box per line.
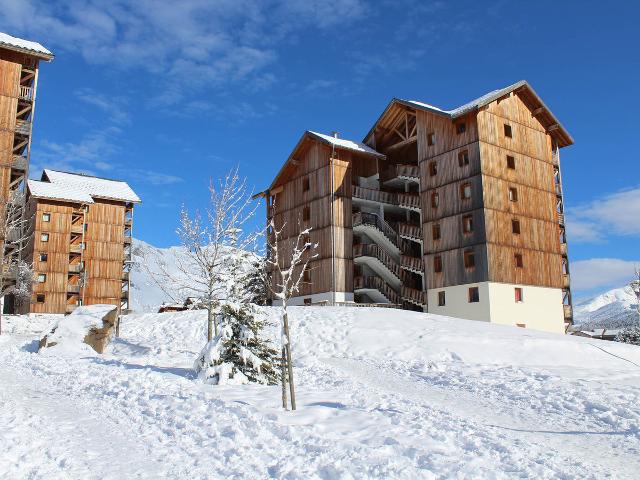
<box><xmin>269</xmin><ymin>139</ymin><xmax>355</xmax><ymax>299</ymax></box>
<box><xmin>424</xmin><ymin>245</ymin><xmax>489</xmax><ymax>290</ymax></box>
<box><xmin>486</xmin><ymin>243</ymin><xmax>563</xmax><ymax>288</ymax></box>
<box><xmin>416</xmin><ymin>110</ymin><xmax>479</xmax><ymax>160</ymax></box>
<box><xmin>422</xmin><ymin>175</ymin><xmax>484</xmax><ymax>222</ymax></box>
<box><xmin>424</xmin><ymin>209</ymin><xmax>486</xmax><ymax>254</ymax></box>
<box><xmin>84</xmin><ymin>199</ymin><xmax>125</xmax><ymax>307</ymax></box>
<box><xmin>484</xmin><ymin>209</ymin><xmax>561</xmax><ymax>254</ymax></box>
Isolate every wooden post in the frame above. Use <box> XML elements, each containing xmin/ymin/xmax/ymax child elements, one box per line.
<box><xmin>283</xmin><ymin>312</ymin><xmax>296</xmax><ymax>410</ymax></box>
<box><xmin>281</xmin><ymin>346</ymin><xmax>288</xmax><ymax>410</ymax></box>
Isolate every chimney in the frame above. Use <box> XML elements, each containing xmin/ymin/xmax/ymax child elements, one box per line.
<box><xmin>332</xmin><ymin>131</ymin><xmax>339</xmax><ymax>138</ymax></box>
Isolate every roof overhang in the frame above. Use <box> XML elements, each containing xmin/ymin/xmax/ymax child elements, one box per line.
<box><xmin>365</xmin><ymin>80</ymin><xmax>573</xmax><ymax>148</ymax></box>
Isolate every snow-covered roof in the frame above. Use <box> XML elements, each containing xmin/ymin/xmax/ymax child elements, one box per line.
<box><xmin>0</xmin><ymin>32</ymin><xmax>53</xmax><ymax>60</ymax></box>
<box><xmin>43</xmin><ymin>169</ymin><xmax>141</xmax><ymax>203</ymax></box>
<box><xmin>28</xmin><ymin>170</ymin><xmax>141</xmax><ymax>204</ymax></box>
<box><xmin>307</xmin><ymin>131</ymin><xmax>384</xmax><ymax>158</ymax></box>
<box><xmin>27</xmin><ymin>179</ymin><xmax>95</xmax><ymax>204</ymax></box>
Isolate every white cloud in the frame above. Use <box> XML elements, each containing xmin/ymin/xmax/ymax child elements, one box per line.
<box><xmin>131</xmin><ymin>170</ymin><xmax>184</xmax><ymax>186</ymax></box>
<box><xmin>0</xmin><ymin>0</ymin><xmax>367</xmax><ymax>107</ymax></box>
<box><xmin>571</xmin><ymin>258</ymin><xmax>640</xmax><ymax>291</ymax></box>
<box><xmin>76</xmin><ymin>88</ymin><xmax>130</xmax><ymax>125</ymax></box>
<box><xmin>567</xmin><ymin>186</ymin><xmax>640</xmax><ymax>243</ymax></box>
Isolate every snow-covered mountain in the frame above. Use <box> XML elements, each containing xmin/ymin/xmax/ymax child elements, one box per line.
<box><xmin>129</xmin><ymin>239</ymin><xmax>257</xmax><ymax>312</ymax></box>
<box><xmin>574</xmin><ymin>285</ymin><xmax>639</xmax><ymax>328</ymax></box>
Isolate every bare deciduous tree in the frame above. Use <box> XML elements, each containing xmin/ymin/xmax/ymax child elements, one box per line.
<box><xmin>0</xmin><ymin>190</ymin><xmax>34</xmax><ymax>334</ymax></box>
<box><xmin>264</xmin><ymin>213</ymin><xmax>318</xmax><ymax>410</ymax></box>
<box><xmin>144</xmin><ymin>167</ymin><xmax>258</xmax><ymax>341</ymax></box>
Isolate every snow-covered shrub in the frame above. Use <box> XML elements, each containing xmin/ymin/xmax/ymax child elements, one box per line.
<box><xmin>193</xmin><ymin>304</ymin><xmax>279</xmax><ymax>385</ymax></box>
<box><xmin>614</xmin><ymin>323</ymin><xmax>640</xmax><ymax>346</ymax></box>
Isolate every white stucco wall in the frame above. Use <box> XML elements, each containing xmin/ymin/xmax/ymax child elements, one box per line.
<box><xmin>273</xmin><ymin>291</ymin><xmax>354</xmax><ymax>306</ymax></box>
<box><xmin>428</xmin><ymin>282</ymin><xmax>565</xmax><ymax>334</ymax></box>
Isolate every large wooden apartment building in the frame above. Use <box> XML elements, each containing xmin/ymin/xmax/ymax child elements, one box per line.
<box><xmin>20</xmin><ymin>170</ymin><xmax>140</xmax><ymax>314</ymax></box>
<box><xmin>261</xmin><ymin>81</ymin><xmax>573</xmax><ymax>333</ymax></box>
<box><xmin>0</xmin><ymin>32</ymin><xmax>53</xmax><ymax>311</ymax></box>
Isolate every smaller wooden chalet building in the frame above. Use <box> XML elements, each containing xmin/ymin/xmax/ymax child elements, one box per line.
<box><xmin>20</xmin><ymin>170</ymin><xmax>140</xmax><ymax>314</ymax></box>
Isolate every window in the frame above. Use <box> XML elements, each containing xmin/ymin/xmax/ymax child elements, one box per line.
<box><xmin>458</xmin><ymin>150</ymin><xmax>469</xmax><ymax>167</ymax></box>
<box><xmin>303</xmin><ymin>266</ymin><xmax>311</xmax><ymax>283</ymax></box>
<box><xmin>468</xmin><ymin>287</ymin><xmax>479</xmax><ymax>303</ymax></box>
<box><xmin>38</xmin><ymin>252</ymin><xmax>48</xmax><ymax>262</ymax></box>
<box><xmin>41</xmin><ymin>233</ymin><xmax>49</xmax><ymax>242</ymax></box>
<box><xmin>303</xmin><ymin>206</ymin><xmax>310</xmax><ymax>221</ymax></box>
<box><xmin>438</xmin><ymin>291</ymin><xmax>446</xmax><ymax>306</ymax></box>
<box><xmin>303</xmin><ymin>176</ymin><xmax>310</xmax><ymax>192</ymax></box>
<box><xmin>429</xmin><ymin>161</ymin><xmax>438</xmax><ymax>177</ymax></box>
<box><xmin>36</xmin><ymin>294</ymin><xmax>45</xmax><ymax>303</ymax></box>
<box><xmin>504</xmin><ymin>123</ymin><xmax>513</xmax><ymax>138</ymax></box>
<box><xmin>464</xmin><ymin>249</ymin><xmax>475</xmax><ymax>268</ymax></box>
<box><xmin>42</xmin><ymin>213</ymin><xmax>51</xmax><ymax>222</ymax></box>
<box><xmin>431</xmin><ymin>192</ymin><xmax>439</xmax><ymax>208</ymax></box>
<box><xmin>462</xmin><ymin>215</ymin><xmax>473</xmax><ymax>234</ymax></box>
<box><xmin>514</xmin><ymin>253</ymin><xmax>524</xmax><ymax>268</ymax></box>
<box><xmin>37</xmin><ymin>273</ymin><xmax>46</xmax><ymax>283</ymax></box>
<box><xmin>509</xmin><ymin>187</ymin><xmax>518</xmax><ymax>202</ymax></box>
<box><xmin>456</xmin><ymin>122</ymin><xmax>466</xmax><ymax>134</ymax></box>
<box><xmin>515</xmin><ymin>287</ymin><xmax>524</xmax><ymax>303</ymax></box>
<box><xmin>432</xmin><ymin>223</ymin><xmax>441</xmax><ymax>241</ymax></box>
<box><xmin>427</xmin><ymin>132</ymin><xmax>435</xmax><ymax>146</ymax></box>
<box><xmin>434</xmin><ymin>256</ymin><xmax>443</xmax><ymax>273</ymax></box>
<box><xmin>460</xmin><ymin>183</ymin><xmax>472</xmax><ymax>200</ymax></box>
<box><xmin>512</xmin><ymin>219</ymin><xmax>521</xmax><ymax>234</ymax></box>
<box><xmin>303</xmin><ymin>298</ymin><xmax>312</xmax><ymax>305</ymax></box>
<box><xmin>506</xmin><ymin>155</ymin><xmax>516</xmax><ymax>169</ymax></box>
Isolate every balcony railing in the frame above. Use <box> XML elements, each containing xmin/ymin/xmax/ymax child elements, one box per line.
<box><xmin>560</xmin><ymin>243</ymin><xmax>568</xmax><ymax>255</ymax></box>
<box><xmin>124</xmin><ymin>237</ymin><xmax>132</xmax><ymax>244</ymax></box>
<box><xmin>352</xmin><ymin>185</ymin><xmax>421</xmax><ymax>211</ymax></box>
<box><xmin>401</xmin><ymin>286</ymin><xmax>427</xmax><ymax>307</ymax></box>
<box><xmin>562</xmin><ymin>274</ymin><xmax>570</xmax><ymax>288</ymax></box>
<box><xmin>125</xmin><ymin>219</ymin><xmax>133</xmax><ymax>228</ymax></box>
<box><xmin>352</xmin><ymin>211</ymin><xmax>398</xmax><ymax>246</ymax></box>
<box><xmin>70</xmin><ymin>223</ymin><xmax>84</xmax><ymax>234</ymax></box>
<box><xmin>401</xmin><ymin>255</ymin><xmax>423</xmax><ymax>274</ymax></box>
<box><xmin>69</xmin><ymin>244</ymin><xmax>83</xmax><ymax>253</ymax></box>
<box><xmin>14</xmin><ymin>119</ymin><xmax>31</xmax><ymax>136</ymax></box>
<box><xmin>353</xmin><ymin>243</ymin><xmax>402</xmax><ymax>280</ymax></box>
<box><xmin>67</xmin><ymin>284</ymin><xmax>81</xmax><ymax>294</ymax></box>
<box><xmin>19</xmin><ymin>86</ymin><xmax>34</xmax><ymax>101</ymax></box>
<box><xmin>354</xmin><ymin>275</ymin><xmax>401</xmax><ymax>304</ymax></box>
<box><xmin>381</xmin><ymin>164</ymin><xmax>419</xmax><ymax>183</ymax></box>
<box><xmin>69</xmin><ymin>263</ymin><xmax>84</xmax><ymax>273</ymax></box>
<box><xmin>552</xmin><ymin>150</ymin><xmax>559</xmax><ymax>166</ymax></box>
<box><xmin>397</xmin><ymin>192</ymin><xmax>421</xmax><ymax>210</ymax></box>
<box><xmin>563</xmin><ymin>304</ymin><xmax>573</xmax><ymax>319</ymax></box>
<box><xmin>11</xmin><ymin>155</ymin><xmax>27</xmax><ymax>172</ymax></box>
<box><xmin>398</xmin><ymin>223</ymin><xmax>422</xmax><ymax>241</ymax></box>
<box><xmin>557</xmin><ymin>212</ymin><xmax>565</xmax><ymax>225</ymax></box>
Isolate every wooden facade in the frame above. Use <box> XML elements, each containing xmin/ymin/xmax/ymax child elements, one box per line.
<box><xmin>263</xmin><ymin>81</ymin><xmax>573</xmax><ymax>322</ymax></box>
<box><xmin>20</xmin><ymin>172</ymin><xmax>138</xmax><ymax>315</ymax></box>
<box><xmin>0</xmin><ymin>34</ymin><xmax>53</xmax><ymax>313</ymax></box>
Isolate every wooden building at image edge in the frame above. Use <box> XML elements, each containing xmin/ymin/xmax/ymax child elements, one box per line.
<box><xmin>260</xmin><ymin>81</ymin><xmax>573</xmax><ymax>334</ymax></box>
<box><xmin>20</xmin><ymin>170</ymin><xmax>140</xmax><ymax>315</ymax></box>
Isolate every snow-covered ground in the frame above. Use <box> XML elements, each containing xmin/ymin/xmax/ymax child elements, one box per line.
<box><xmin>1</xmin><ymin>307</ymin><xmax>639</xmax><ymax>479</ymax></box>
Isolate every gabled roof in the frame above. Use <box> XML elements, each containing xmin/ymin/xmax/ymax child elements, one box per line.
<box><xmin>266</xmin><ymin>130</ymin><xmax>385</xmax><ymax>192</ymax></box>
<box><xmin>43</xmin><ymin>169</ymin><xmax>141</xmax><ymax>203</ymax></box>
<box><xmin>28</xmin><ymin>179</ymin><xmax>94</xmax><ymax>204</ymax></box>
<box><xmin>0</xmin><ymin>32</ymin><xmax>54</xmax><ymax>61</ymax></box>
<box><xmin>28</xmin><ymin>169</ymin><xmax>141</xmax><ymax>204</ymax></box>
<box><xmin>366</xmin><ymin>80</ymin><xmax>573</xmax><ymax>148</ymax></box>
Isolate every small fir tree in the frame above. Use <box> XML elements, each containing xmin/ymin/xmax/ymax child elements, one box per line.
<box><xmin>243</xmin><ymin>256</ymin><xmax>268</xmax><ymax>306</ymax></box>
<box><xmin>614</xmin><ymin>324</ymin><xmax>640</xmax><ymax>346</ymax></box>
<box><xmin>194</xmin><ymin>303</ymin><xmax>279</xmax><ymax>385</ymax></box>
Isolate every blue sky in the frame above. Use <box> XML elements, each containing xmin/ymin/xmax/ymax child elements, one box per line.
<box><xmin>1</xmin><ymin>0</ymin><xmax>638</xmax><ymax>298</ymax></box>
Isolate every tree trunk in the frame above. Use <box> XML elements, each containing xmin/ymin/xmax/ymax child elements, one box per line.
<box><xmin>281</xmin><ymin>346</ymin><xmax>288</xmax><ymax>410</ymax></box>
<box><xmin>207</xmin><ymin>306</ymin><xmax>214</xmax><ymax>342</ymax></box>
<box><xmin>283</xmin><ymin>311</ymin><xmax>296</xmax><ymax>410</ymax></box>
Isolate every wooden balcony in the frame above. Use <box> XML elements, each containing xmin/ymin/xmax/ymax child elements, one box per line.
<box><xmin>19</xmin><ymin>85</ymin><xmax>34</xmax><ymax>101</ymax></box>
<box><xmin>122</xmin><ymin>271</ymin><xmax>130</xmax><ymax>281</ymax></box>
<box><xmin>69</xmin><ymin>244</ymin><xmax>83</xmax><ymax>254</ymax></box>
<box><xmin>124</xmin><ymin>236</ymin><xmax>132</xmax><ymax>244</ymax></box>
<box><xmin>563</xmin><ymin>304</ymin><xmax>573</xmax><ymax>319</ymax></box>
<box><xmin>124</xmin><ymin>219</ymin><xmax>133</xmax><ymax>228</ymax></box>
<box><xmin>380</xmin><ymin>164</ymin><xmax>419</xmax><ymax>184</ymax></box>
<box><xmin>397</xmin><ymin>192</ymin><xmax>420</xmax><ymax>211</ymax></box>
<box><xmin>401</xmin><ymin>255</ymin><xmax>423</xmax><ymax>274</ymax></box>
<box><xmin>67</xmin><ymin>284</ymin><xmax>80</xmax><ymax>294</ymax></box>
<box><xmin>398</xmin><ymin>223</ymin><xmax>422</xmax><ymax>242</ymax></box>
<box><xmin>11</xmin><ymin>155</ymin><xmax>28</xmax><ymax>172</ymax></box>
<box><xmin>557</xmin><ymin>212</ymin><xmax>565</xmax><ymax>225</ymax></box>
<box><xmin>562</xmin><ymin>274</ymin><xmax>570</xmax><ymax>288</ymax></box>
<box><xmin>69</xmin><ymin>263</ymin><xmax>84</xmax><ymax>273</ymax></box>
<box><xmin>70</xmin><ymin>223</ymin><xmax>84</xmax><ymax>234</ymax></box>
<box><xmin>560</xmin><ymin>243</ymin><xmax>568</xmax><ymax>255</ymax></box>
<box><xmin>14</xmin><ymin>119</ymin><xmax>31</xmax><ymax>136</ymax></box>
<box><xmin>352</xmin><ymin>185</ymin><xmax>421</xmax><ymax>212</ymax></box>
<box><xmin>401</xmin><ymin>286</ymin><xmax>427</xmax><ymax>307</ymax></box>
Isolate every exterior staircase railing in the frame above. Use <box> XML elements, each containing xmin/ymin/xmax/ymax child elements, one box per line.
<box><xmin>353</xmin><ymin>211</ymin><xmax>398</xmax><ymax>247</ymax></box>
<box><xmin>354</xmin><ymin>275</ymin><xmax>401</xmax><ymax>305</ymax></box>
<box><xmin>353</xmin><ymin>243</ymin><xmax>403</xmax><ymax>281</ymax></box>
<box><xmin>401</xmin><ymin>286</ymin><xmax>427</xmax><ymax>307</ymax></box>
